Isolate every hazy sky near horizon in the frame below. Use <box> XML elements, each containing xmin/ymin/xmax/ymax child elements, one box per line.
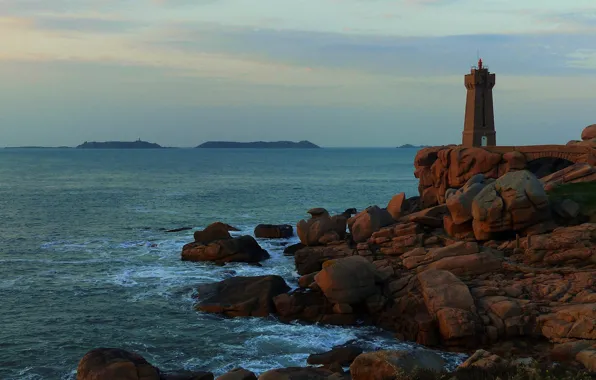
<box><xmin>1</xmin><ymin>0</ymin><xmax>595</xmax><ymax>147</ymax></box>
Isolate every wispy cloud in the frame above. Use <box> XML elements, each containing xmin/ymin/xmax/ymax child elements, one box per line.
<box><xmin>32</xmin><ymin>15</ymin><xmax>145</xmax><ymax>34</ymax></box>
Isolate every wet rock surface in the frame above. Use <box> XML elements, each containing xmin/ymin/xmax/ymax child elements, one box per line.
<box><xmin>195</xmin><ymin>275</ymin><xmax>290</xmax><ymax>317</ymax></box>
<box><xmin>182</xmin><ymin>235</ymin><xmax>270</xmax><ymax>264</ymax></box>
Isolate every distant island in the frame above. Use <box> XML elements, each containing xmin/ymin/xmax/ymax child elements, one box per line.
<box><xmin>76</xmin><ymin>140</ymin><xmax>163</xmax><ymax>149</ymax></box>
<box><xmin>4</xmin><ymin>146</ymin><xmax>72</xmax><ymax>149</ymax></box>
<box><xmin>196</xmin><ymin>140</ymin><xmax>321</xmax><ymax>149</ymax></box>
<box><xmin>396</xmin><ymin>144</ymin><xmax>429</xmax><ymax>149</ymax></box>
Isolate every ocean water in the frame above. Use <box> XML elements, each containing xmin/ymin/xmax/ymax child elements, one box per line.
<box><xmin>0</xmin><ymin>148</ymin><xmax>463</xmax><ymax>379</ymax></box>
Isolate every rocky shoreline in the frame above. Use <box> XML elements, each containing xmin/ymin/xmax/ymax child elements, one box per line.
<box><xmin>76</xmin><ymin>126</ymin><xmax>596</xmax><ymax>379</ymax></box>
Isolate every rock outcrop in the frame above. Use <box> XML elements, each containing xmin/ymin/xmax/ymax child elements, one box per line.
<box><xmin>415</xmin><ymin>146</ymin><xmax>504</xmax><ymax>207</ymax></box>
<box><xmin>541</xmin><ymin>163</ymin><xmax>596</xmax><ymax>191</ymax></box>
<box><xmin>471</xmin><ymin>170</ymin><xmax>551</xmax><ymax>240</ymax></box>
<box><xmin>349</xmin><ymin>350</ymin><xmax>446</xmax><ymax>380</ymax></box>
<box><xmin>254</xmin><ymin>224</ymin><xmax>294</xmax><ymax>239</ymax></box>
<box><xmin>216</xmin><ymin>368</ymin><xmax>257</xmax><ymax>380</ymax></box>
<box><xmin>181</xmin><ymin>235</ymin><xmax>270</xmax><ymax>264</ymax></box>
<box><xmin>348</xmin><ymin>206</ymin><xmax>395</xmax><ymax>243</ymax></box>
<box><xmin>314</xmin><ymin>256</ymin><xmax>383</xmax><ymax>304</ymax></box>
<box><xmin>76</xmin><ymin>348</ymin><xmax>216</xmax><ymax>380</ymax></box>
<box><xmin>294</xmin><ymin>242</ymin><xmax>355</xmax><ymax>275</ymax></box>
<box><xmin>258</xmin><ymin>367</ymin><xmax>342</xmax><ymax>380</ymax></box>
<box><xmin>387</xmin><ymin>192</ymin><xmax>408</xmax><ymax>220</ymax></box>
<box><xmin>261</xmin><ymin>210</ymin><xmax>596</xmax><ymax>371</ymax></box>
<box><xmin>193</xmin><ymin>222</ymin><xmax>239</xmax><ymax>244</ymax></box>
<box><xmin>173</xmin><ymin>129</ymin><xmax>596</xmax><ymax>374</ymax></box>
<box><xmin>76</xmin><ymin>348</ymin><xmax>161</xmax><ymax>380</ymax></box>
<box><xmin>195</xmin><ymin>276</ymin><xmax>290</xmax><ymax>317</ymax></box>
<box><xmin>307</xmin><ymin>345</ymin><xmax>363</xmax><ymax>367</ymax></box>
<box><xmin>297</xmin><ymin>208</ymin><xmax>354</xmax><ymax>246</ymax></box>
<box><xmin>415</xmin><ymin>128</ymin><xmax>596</xmax><ymax>208</ymax></box>
<box><xmin>582</xmin><ymin>125</ymin><xmax>596</xmax><ymax>141</ymax></box>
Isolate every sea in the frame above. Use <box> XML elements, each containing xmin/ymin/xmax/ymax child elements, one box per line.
<box><xmin>0</xmin><ymin>148</ymin><xmax>465</xmax><ymax>379</ymax></box>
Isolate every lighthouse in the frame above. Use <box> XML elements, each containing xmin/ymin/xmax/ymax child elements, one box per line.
<box><xmin>462</xmin><ymin>58</ymin><xmax>496</xmax><ymax>147</ymax></box>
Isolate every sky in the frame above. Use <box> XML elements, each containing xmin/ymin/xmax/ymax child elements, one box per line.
<box><xmin>0</xmin><ymin>0</ymin><xmax>595</xmax><ymax>147</ymax></box>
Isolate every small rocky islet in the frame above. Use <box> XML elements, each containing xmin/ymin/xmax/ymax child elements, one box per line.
<box><xmin>77</xmin><ymin>126</ymin><xmax>596</xmax><ymax>380</ymax></box>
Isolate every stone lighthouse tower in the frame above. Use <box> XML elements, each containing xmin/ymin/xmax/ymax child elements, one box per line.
<box><xmin>462</xmin><ymin>59</ymin><xmax>496</xmax><ymax>147</ymax></box>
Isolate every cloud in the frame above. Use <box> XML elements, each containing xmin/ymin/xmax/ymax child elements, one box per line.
<box><xmin>32</xmin><ymin>15</ymin><xmax>144</xmax><ymax>34</ymax></box>
<box><xmin>142</xmin><ymin>23</ymin><xmax>596</xmax><ymax>76</ymax></box>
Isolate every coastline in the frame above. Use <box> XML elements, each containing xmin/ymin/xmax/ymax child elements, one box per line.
<box><xmin>76</xmin><ymin>131</ymin><xmax>596</xmax><ymax>379</ymax></box>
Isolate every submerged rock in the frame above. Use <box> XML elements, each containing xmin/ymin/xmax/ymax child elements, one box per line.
<box><xmin>166</xmin><ymin>227</ymin><xmax>192</xmax><ymax>233</ymax></box>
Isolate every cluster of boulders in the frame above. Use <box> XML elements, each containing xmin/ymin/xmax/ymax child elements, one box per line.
<box><xmin>181</xmin><ymin>222</ymin><xmax>295</xmax><ymax>264</ymax></box>
<box><xmin>182</xmin><ymin>161</ymin><xmax>596</xmax><ymax>373</ymax></box>
<box><xmin>296</xmin><ymin>208</ymin><xmax>356</xmax><ymax>246</ymax></box>
<box><xmin>77</xmin><ymin>345</ymin><xmax>594</xmax><ymax>380</ymax></box>
<box><xmin>416</xmin><ymin>125</ymin><xmax>596</xmax><ymax>209</ymax></box>
<box><xmin>77</xmin><ymin>125</ymin><xmax>596</xmax><ymax>378</ymax></box>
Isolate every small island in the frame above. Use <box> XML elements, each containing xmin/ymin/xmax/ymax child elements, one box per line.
<box><xmin>196</xmin><ymin>140</ymin><xmax>320</xmax><ymax>149</ymax></box>
<box><xmin>4</xmin><ymin>146</ymin><xmax>72</xmax><ymax>149</ymax></box>
<box><xmin>396</xmin><ymin>144</ymin><xmax>429</xmax><ymax>149</ymax></box>
<box><xmin>76</xmin><ymin>140</ymin><xmax>163</xmax><ymax>149</ymax></box>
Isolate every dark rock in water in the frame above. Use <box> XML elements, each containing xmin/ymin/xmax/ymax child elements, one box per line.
<box><xmin>196</xmin><ymin>275</ymin><xmax>291</xmax><ymax>317</ymax></box>
<box><xmin>307</xmin><ymin>345</ymin><xmax>363</xmax><ymax>366</ymax></box>
<box><xmin>258</xmin><ymin>367</ymin><xmax>337</xmax><ymax>380</ymax></box>
<box><xmin>215</xmin><ymin>368</ymin><xmax>257</xmax><ymax>380</ymax></box>
<box><xmin>162</xmin><ymin>370</ymin><xmax>214</xmax><ymax>380</ymax></box>
<box><xmin>273</xmin><ymin>289</ymin><xmax>357</xmax><ymax>326</ymax></box>
<box><xmin>254</xmin><ymin>224</ymin><xmax>294</xmax><ymax>239</ymax></box>
<box><xmin>182</xmin><ymin>235</ymin><xmax>269</xmax><ymax>264</ymax></box>
<box><xmin>283</xmin><ymin>242</ymin><xmax>305</xmax><ymax>256</ymax></box>
<box><xmin>255</xmin><ymin>224</ymin><xmax>293</xmax><ymax>239</ymax></box>
<box><xmin>193</xmin><ymin>222</ymin><xmax>239</xmax><ymax>244</ymax></box>
<box><xmin>76</xmin><ymin>347</ymin><xmax>161</xmax><ymax>380</ymax></box>
<box><xmin>166</xmin><ymin>227</ymin><xmax>192</xmax><ymax>233</ymax></box>
<box><xmin>308</xmin><ymin>208</ymin><xmax>330</xmax><ymax>218</ymax></box>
